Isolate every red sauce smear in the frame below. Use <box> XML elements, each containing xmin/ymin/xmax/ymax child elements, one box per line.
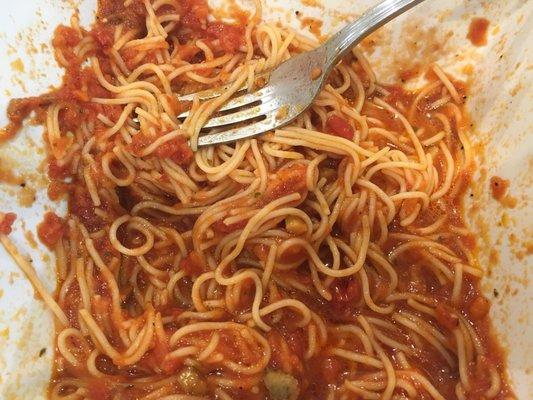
<box><xmin>489</xmin><ymin>176</ymin><xmax>509</xmax><ymax>201</ymax></box>
<box><xmin>0</xmin><ymin>212</ymin><xmax>17</xmax><ymax>235</ymax></box>
<box><xmin>489</xmin><ymin>175</ymin><xmax>517</xmax><ymax>208</ymax></box>
<box><xmin>467</xmin><ymin>17</ymin><xmax>490</xmax><ymax>47</ymax></box>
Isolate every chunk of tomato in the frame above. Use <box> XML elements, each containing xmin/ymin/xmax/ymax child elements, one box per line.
<box><xmin>326</xmin><ymin>114</ymin><xmax>354</xmax><ymax>140</ymax></box>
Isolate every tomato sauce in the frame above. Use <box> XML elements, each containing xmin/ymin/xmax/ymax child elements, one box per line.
<box><xmin>206</xmin><ymin>22</ymin><xmax>244</xmax><ymax>53</ymax></box>
<box><xmin>1</xmin><ymin>97</ymin><xmax>50</xmax><ymax>142</ymax></box>
<box><xmin>97</xmin><ymin>0</ymin><xmax>146</xmax><ymax>28</ymax></box>
<box><xmin>179</xmin><ymin>250</ymin><xmax>206</xmax><ymax>277</ymax></box>
<box><xmin>1</xmin><ymin>0</ymin><xmax>513</xmax><ymax>399</ymax></box>
<box><xmin>68</xmin><ymin>183</ymin><xmax>103</xmax><ymax>232</ymax></box>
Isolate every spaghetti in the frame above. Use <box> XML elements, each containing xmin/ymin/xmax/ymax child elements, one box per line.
<box><xmin>0</xmin><ymin>0</ymin><xmax>514</xmax><ymax>399</ymax></box>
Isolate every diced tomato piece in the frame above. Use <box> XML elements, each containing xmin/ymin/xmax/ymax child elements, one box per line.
<box><xmin>121</xmin><ymin>48</ymin><xmax>141</xmax><ymax>70</ymax></box>
<box><xmin>207</xmin><ymin>22</ymin><xmax>244</xmax><ymax>53</ymax></box>
<box><xmin>326</xmin><ymin>114</ymin><xmax>354</xmax><ymax>140</ymax></box>
<box><xmin>154</xmin><ymin>136</ymin><xmax>194</xmax><ymax>166</ymax></box>
<box><xmin>37</xmin><ymin>212</ymin><xmax>67</xmax><ymax>248</ymax></box>
<box><xmin>176</xmin><ymin>44</ymin><xmax>202</xmax><ymax>62</ymax></box>
<box><xmin>263</xmin><ymin>163</ymin><xmax>307</xmax><ymax>203</ymax></box>
<box><xmin>469</xmin><ymin>296</ymin><xmax>490</xmax><ymax>320</ymax></box>
<box><xmin>179</xmin><ymin>251</ymin><xmax>206</xmax><ymax>277</ymax></box>
<box><xmin>435</xmin><ymin>303</ymin><xmax>459</xmax><ymax>330</ymax></box>
<box><xmin>0</xmin><ymin>213</ymin><xmax>17</xmax><ymax>235</ymax></box>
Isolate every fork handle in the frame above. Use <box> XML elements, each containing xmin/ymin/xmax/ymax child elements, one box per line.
<box><xmin>324</xmin><ymin>0</ymin><xmax>426</xmax><ymax>66</ymax></box>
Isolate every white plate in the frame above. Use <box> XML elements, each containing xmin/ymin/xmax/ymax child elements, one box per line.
<box><xmin>0</xmin><ymin>0</ymin><xmax>531</xmax><ymax>398</ymax></box>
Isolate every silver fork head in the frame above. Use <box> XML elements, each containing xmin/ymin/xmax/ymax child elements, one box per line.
<box><xmin>181</xmin><ymin>0</ymin><xmax>427</xmax><ymax>147</ymax></box>
<box><xmin>194</xmin><ymin>47</ymin><xmax>328</xmax><ymax>147</ymax></box>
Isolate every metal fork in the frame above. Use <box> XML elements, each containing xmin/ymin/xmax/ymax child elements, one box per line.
<box><xmin>178</xmin><ymin>0</ymin><xmax>426</xmax><ymax>148</ymax></box>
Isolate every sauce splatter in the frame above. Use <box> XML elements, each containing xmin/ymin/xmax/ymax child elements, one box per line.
<box><xmin>300</xmin><ymin>17</ymin><xmax>323</xmax><ymax>40</ymax></box>
<box><xmin>490</xmin><ymin>176</ymin><xmax>509</xmax><ymax>201</ymax></box>
<box><xmin>301</xmin><ymin>0</ymin><xmax>323</xmax><ymax>8</ymax></box>
<box><xmin>490</xmin><ymin>176</ymin><xmax>517</xmax><ymax>208</ymax></box>
<box><xmin>0</xmin><ymin>212</ymin><xmax>17</xmax><ymax>235</ymax></box>
<box><xmin>467</xmin><ymin>17</ymin><xmax>490</xmax><ymax>47</ymax></box>
<box><xmin>10</xmin><ymin>58</ymin><xmax>25</xmax><ymax>73</ymax></box>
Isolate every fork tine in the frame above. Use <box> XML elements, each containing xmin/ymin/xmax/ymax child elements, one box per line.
<box><xmin>177</xmin><ymin>82</ymin><xmax>240</xmax><ymax>102</ymax></box>
<box><xmin>200</xmin><ymin>98</ymin><xmax>279</xmax><ymax>129</ymax></box>
<box><xmin>177</xmin><ymin>72</ymin><xmax>270</xmax><ymax>102</ymax></box>
<box><xmin>178</xmin><ymin>86</ymin><xmax>273</xmax><ymax>119</ymax></box>
<box><xmin>197</xmin><ymin>114</ymin><xmax>278</xmax><ymax>147</ymax></box>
